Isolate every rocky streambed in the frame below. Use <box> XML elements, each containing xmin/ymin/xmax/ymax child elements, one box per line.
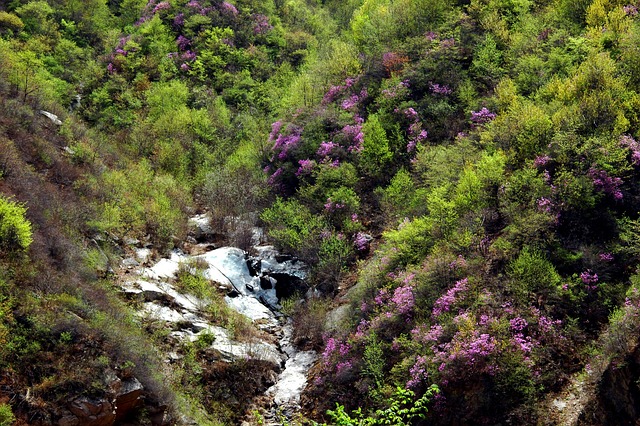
<box><xmin>118</xmin><ymin>223</ymin><xmax>317</xmax><ymax>424</ymax></box>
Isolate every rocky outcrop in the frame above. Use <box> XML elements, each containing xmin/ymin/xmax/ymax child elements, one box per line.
<box><xmin>59</xmin><ymin>397</ymin><xmax>115</xmax><ymax>426</ymax></box>
<box><xmin>578</xmin><ymin>343</ymin><xmax>640</xmax><ymax>425</ymax></box>
<box><xmin>114</xmin><ymin>377</ymin><xmax>144</xmax><ymax>421</ymax></box>
<box><xmin>119</xmin><ymin>236</ymin><xmax>317</xmax><ymax>423</ymax></box>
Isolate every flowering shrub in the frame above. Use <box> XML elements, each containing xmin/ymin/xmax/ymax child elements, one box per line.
<box><xmin>588</xmin><ymin>168</ymin><xmax>623</xmax><ymax>200</ymax></box>
<box><xmin>470</xmin><ymin>108</ymin><xmax>496</xmax><ymax>126</ymax></box>
<box><xmin>432</xmin><ymin>278</ymin><xmax>468</xmax><ymax>318</ymax></box>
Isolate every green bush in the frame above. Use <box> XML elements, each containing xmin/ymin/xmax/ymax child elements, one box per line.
<box><xmin>261</xmin><ymin>198</ymin><xmax>325</xmax><ymax>262</ymax></box>
<box><xmin>0</xmin><ymin>403</ymin><xmax>14</xmax><ymax>426</ymax></box>
<box><xmin>507</xmin><ymin>246</ymin><xmax>561</xmax><ymax>303</ymax></box>
<box><xmin>0</xmin><ymin>196</ymin><xmax>33</xmax><ymax>252</ymax></box>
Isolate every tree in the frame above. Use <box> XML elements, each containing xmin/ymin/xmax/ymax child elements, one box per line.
<box><xmin>0</xmin><ymin>196</ymin><xmax>33</xmax><ymax>252</ymax></box>
<box><xmin>360</xmin><ymin>114</ymin><xmax>393</xmax><ymax>179</ymax></box>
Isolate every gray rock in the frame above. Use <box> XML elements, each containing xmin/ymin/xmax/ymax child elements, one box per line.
<box><xmin>121</xmin><ymin>257</ymin><xmax>140</xmax><ymax>268</ymax></box>
<box><xmin>40</xmin><ymin>110</ymin><xmax>63</xmax><ymax>125</ymax></box>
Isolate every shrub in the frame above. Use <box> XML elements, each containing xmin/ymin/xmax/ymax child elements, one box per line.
<box><xmin>507</xmin><ymin>246</ymin><xmax>561</xmax><ymax>304</ymax></box>
<box><xmin>360</xmin><ymin>114</ymin><xmax>393</xmax><ymax>179</ymax></box>
<box><xmin>260</xmin><ymin>198</ymin><xmax>325</xmax><ymax>262</ymax></box>
<box><xmin>0</xmin><ymin>12</ymin><xmax>24</xmax><ymax>34</ymax></box>
<box><xmin>0</xmin><ymin>196</ymin><xmax>33</xmax><ymax>252</ymax></box>
<box><xmin>0</xmin><ymin>404</ymin><xmax>15</xmax><ymax>426</ymax></box>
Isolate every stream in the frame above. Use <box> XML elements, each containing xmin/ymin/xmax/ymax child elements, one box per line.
<box><xmin>118</xmin><ymin>217</ymin><xmax>317</xmax><ymax>424</ymax></box>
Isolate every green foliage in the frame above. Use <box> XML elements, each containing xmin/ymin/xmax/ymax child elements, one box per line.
<box><xmin>382</xmin><ymin>217</ymin><xmax>434</xmax><ymax>267</ymax></box>
<box><xmin>471</xmin><ymin>34</ymin><xmax>504</xmax><ymax>89</ymax></box>
<box><xmin>0</xmin><ymin>196</ymin><xmax>32</xmax><ymax>252</ymax></box>
<box><xmin>360</xmin><ymin>114</ymin><xmax>393</xmax><ymax>179</ymax></box>
<box><xmin>326</xmin><ymin>385</ymin><xmax>439</xmax><ymax>426</ymax></box>
<box><xmin>0</xmin><ymin>11</ymin><xmax>24</xmax><ymax>34</ymax></box>
<box><xmin>261</xmin><ymin>198</ymin><xmax>325</xmax><ymax>261</ymax></box>
<box><xmin>15</xmin><ymin>1</ymin><xmax>54</xmax><ymax>35</ymax></box>
<box><xmin>176</xmin><ymin>259</ymin><xmax>212</xmax><ymax>299</ymax></box>
<box><xmin>362</xmin><ymin>332</ymin><xmax>385</xmax><ymax>388</ymax></box>
<box><xmin>0</xmin><ymin>404</ymin><xmax>15</xmax><ymax>426</ymax></box>
<box><xmin>85</xmin><ymin>161</ymin><xmax>189</xmax><ymax>247</ymax></box>
<box><xmin>316</xmin><ymin>232</ymin><xmax>354</xmax><ymax>288</ymax></box>
<box><xmin>378</xmin><ymin>168</ymin><xmax>425</xmax><ymax>221</ymax></box>
<box><xmin>507</xmin><ymin>246</ymin><xmax>561</xmax><ymax>303</ymax></box>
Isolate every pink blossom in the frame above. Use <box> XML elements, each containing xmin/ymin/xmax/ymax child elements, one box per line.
<box><xmin>295</xmin><ymin>159</ymin><xmax>315</xmax><ymax>176</ymax></box>
<box><xmin>392</xmin><ymin>285</ymin><xmax>415</xmax><ymax>315</ymax></box>
<box><xmin>221</xmin><ymin>1</ymin><xmax>238</xmax><ymax>15</ymax></box>
<box><xmin>432</xmin><ymin>278</ymin><xmax>468</xmax><ymax>318</ymax></box>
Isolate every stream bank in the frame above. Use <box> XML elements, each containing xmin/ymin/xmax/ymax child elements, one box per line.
<box><xmin>118</xmin><ymin>216</ymin><xmax>318</xmax><ymax>424</ymax></box>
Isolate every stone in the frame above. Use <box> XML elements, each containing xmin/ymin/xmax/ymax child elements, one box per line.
<box><xmin>188</xmin><ymin>214</ymin><xmax>214</xmax><ymax>241</ymax></box>
<box><xmin>40</xmin><ymin>110</ymin><xmax>62</xmax><ymax>125</ymax></box>
<box><xmin>57</xmin><ymin>416</ymin><xmax>79</xmax><ymax>426</ymax></box>
<box><xmin>67</xmin><ymin>397</ymin><xmax>115</xmax><ymax>426</ymax></box>
<box><xmin>121</xmin><ymin>257</ymin><xmax>139</xmax><ymax>268</ymax></box>
<box><xmin>114</xmin><ymin>378</ymin><xmax>143</xmax><ymax>421</ymax></box>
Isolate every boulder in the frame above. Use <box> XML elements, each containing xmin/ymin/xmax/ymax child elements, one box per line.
<box><xmin>67</xmin><ymin>397</ymin><xmax>115</xmax><ymax>426</ymax></box>
<box><xmin>40</xmin><ymin>110</ymin><xmax>62</xmax><ymax>125</ymax></box>
<box><xmin>115</xmin><ymin>378</ymin><xmax>144</xmax><ymax>421</ymax></box>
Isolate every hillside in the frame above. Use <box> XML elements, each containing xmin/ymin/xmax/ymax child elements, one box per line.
<box><xmin>2</xmin><ymin>0</ymin><xmax>640</xmax><ymax>425</ymax></box>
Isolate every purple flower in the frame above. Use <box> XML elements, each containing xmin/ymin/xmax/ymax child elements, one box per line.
<box><xmin>273</xmin><ymin>130</ymin><xmax>302</xmax><ymax>160</ymax></box>
<box><xmin>173</xmin><ymin>13</ymin><xmax>184</xmax><ymax>27</ymax></box>
<box><xmin>534</xmin><ymin>155</ymin><xmax>551</xmax><ymax>167</ymax></box>
<box><xmin>295</xmin><ymin>159</ymin><xmax>315</xmax><ymax>176</ymax></box>
<box><xmin>267</xmin><ymin>167</ymin><xmax>283</xmax><ymax>187</ymax></box>
<box><xmin>512</xmin><ymin>333</ymin><xmax>534</xmax><ymax>353</ymax></box>
<box><xmin>152</xmin><ymin>1</ymin><xmax>170</xmax><ymax>13</ymax></box>
<box><xmin>341</xmin><ymin>94</ymin><xmax>359</xmax><ymax>110</ymax></box>
<box><xmin>624</xmin><ymin>4</ymin><xmax>638</xmax><ymax>15</ymax></box>
<box><xmin>107</xmin><ymin>62</ymin><xmax>116</xmax><ymax>74</ymax></box>
<box><xmin>392</xmin><ymin>285</ymin><xmax>415</xmax><ymax>315</ymax></box>
<box><xmin>620</xmin><ymin>135</ymin><xmax>640</xmax><ymax>166</ymax></box>
<box><xmin>336</xmin><ymin>360</ymin><xmax>352</xmax><ymax>374</ymax></box>
<box><xmin>374</xmin><ymin>288</ymin><xmax>389</xmax><ymax>306</ymax></box>
<box><xmin>404</xmin><ymin>107</ymin><xmax>418</xmax><ymax>121</ymax></box>
<box><xmin>588</xmin><ymin>168</ymin><xmax>623</xmax><ymax>200</ymax></box>
<box><xmin>510</xmin><ymin>317</ymin><xmax>528</xmax><ymax>331</ymax></box>
<box><xmin>407</xmin><ymin>355</ymin><xmax>428</xmax><ymax>388</ymax></box>
<box><xmin>470</xmin><ymin>108</ymin><xmax>496</xmax><ymax>126</ymax></box>
<box><xmin>253</xmin><ymin>14</ymin><xmax>273</xmax><ymax>34</ymax></box>
<box><xmin>353</xmin><ymin>232</ymin><xmax>370</xmax><ymax>251</ymax></box>
<box><xmin>269</xmin><ymin>121</ymin><xmax>283</xmax><ymax>141</ymax></box>
<box><xmin>317</xmin><ymin>141</ymin><xmax>337</xmax><ymax>157</ymax></box>
<box><xmin>322</xmin><ymin>337</ymin><xmax>338</xmax><ymax>365</ymax></box>
<box><xmin>580</xmin><ymin>270</ymin><xmax>598</xmax><ymax>286</ymax></box>
<box><xmin>323</xmin><ymin>85</ymin><xmax>343</xmax><ymax>104</ymax></box>
<box><xmin>432</xmin><ymin>278</ymin><xmax>468</xmax><ymax>318</ymax></box>
<box><xmin>180</xmin><ymin>63</ymin><xmax>190</xmax><ymax>71</ymax></box>
<box><xmin>429</xmin><ymin>82</ymin><xmax>452</xmax><ymax>95</ymax></box>
<box><xmin>176</xmin><ymin>35</ymin><xmax>191</xmax><ymax>51</ymax></box>
<box><xmin>221</xmin><ymin>1</ymin><xmax>238</xmax><ymax>15</ymax></box>
<box><xmin>599</xmin><ymin>252</ymin><xmax>614</xmax><ymax>262</ymax></box>
<box><xmin>537</xmin><ymin>197</ymin><xmax>553</xmax><ymax>213</ymax></box>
